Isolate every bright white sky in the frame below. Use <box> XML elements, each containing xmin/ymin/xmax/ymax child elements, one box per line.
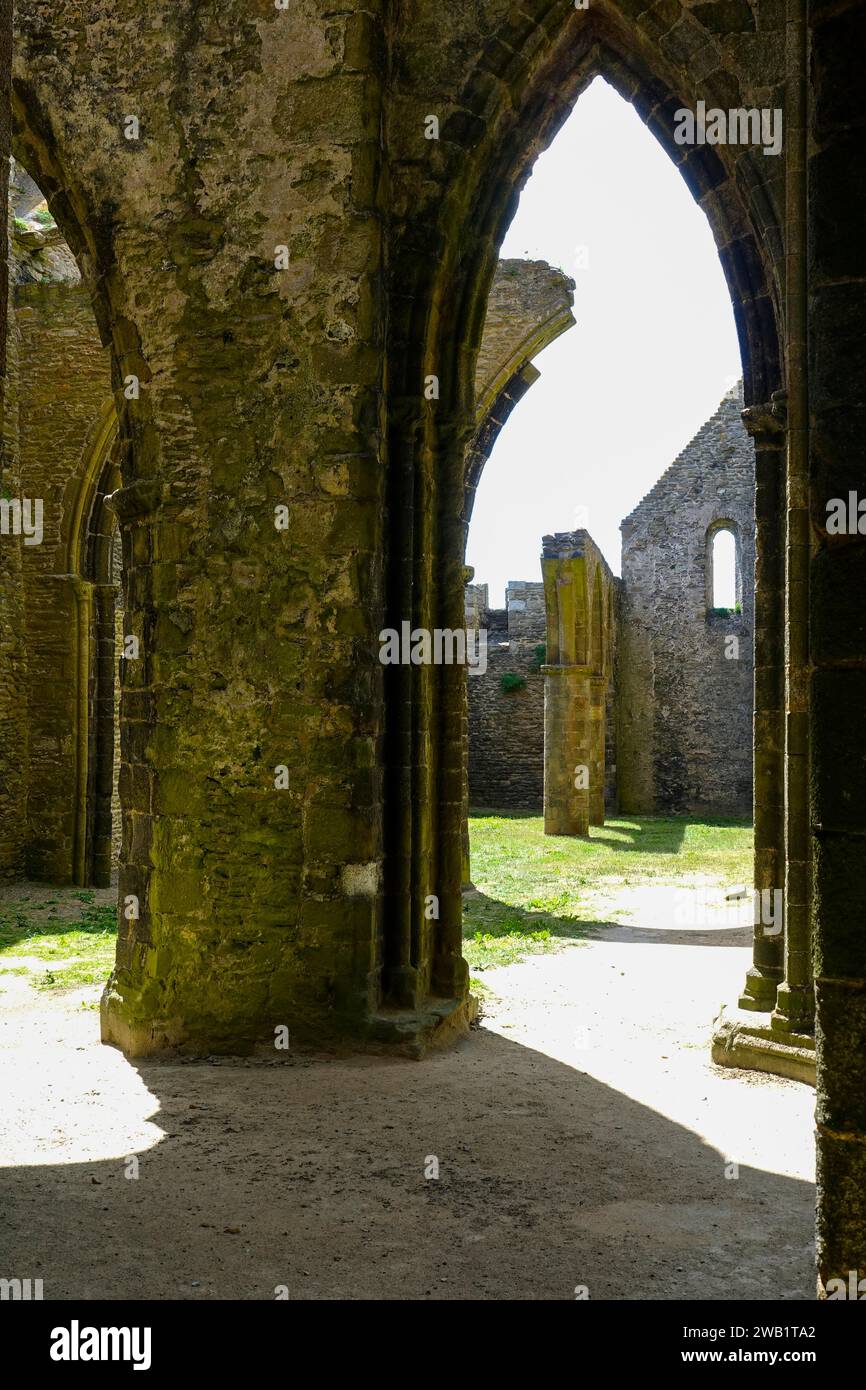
<box><xmin>466</xmin><ymin>76</ymin><xmax>743</xmax><ymax>602</ymax></box>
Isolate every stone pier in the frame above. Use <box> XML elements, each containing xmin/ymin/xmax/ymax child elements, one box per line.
<box><xmin>540</xmin><ymin>532</ymin><xmax>615</xmax><ymax>838</ymax></box>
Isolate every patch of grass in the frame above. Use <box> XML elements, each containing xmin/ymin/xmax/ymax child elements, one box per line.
<box><xmin>35</xmin><ymin>958</ymin><xmax>113</xmax><ymax>991</ymax></box>
<box><xmin>0</xmin><ymin>901</ymin><xmax>116</xmax><ymax>991</ymax></box>
<box><xmin>0</xmin><ymin>901</ymin><xmax>115</xmax><ymax>951</ymax></box>
<box><xmin>464</xmin><ymin>812</ymin><xmax>752</xmax><ymax>971</ymax></box>
<box><xmin>463</xmin><ymin>887</ymin><xmax>589</xmax><ymax>970</ymax></box>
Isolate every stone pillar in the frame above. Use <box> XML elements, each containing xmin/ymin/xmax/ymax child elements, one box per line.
<box><xmin>542</xmin><ymin>530</ymin><xmax>589</xmax><ymax>834</ymax></box>
<box><xmin>738</xmin><ymin>396</ymin><xmax>786</xmax><ymax>1011</ymax></box>
<box><xmin>541</xmin><ymin>533</ymin><xmax>602</xmax><ymax>837</ymax></box>
<box><xmin>460</xmin><ymin>566</ymin><xmax>475</xmax><ymax>888</ymax></box>
<box><xmin>808</xmin><ymin>0</ymin><xmax>866</xmax><ymax>1292</ymax></box>
<box><xmin>589</xmin><ymin>674</ymin><xmax>606</xmax><ymax>827</ymax></box>
<box><xmin>75</xmin><ymin>1</ymin><xmax>474</xmax><ymax>1056</ymax></box>
<box><xmin>543</xmin><ymin>663</ymin><xmax>592</xmax><ymax>836</ymax></box>
<box><xmin>772</xmin><ymin>0</ymin><xmax>813</xmax><ymax>1041</ymax></box>
<box><xmin>90</xmin><ymin>581</ymin><xmax>119</xmax><ymax>888</ymax></box>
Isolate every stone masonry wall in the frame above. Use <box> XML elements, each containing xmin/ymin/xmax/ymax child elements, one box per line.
<box><xmin>466</xmin><ymin>581</ymin><xmax>546</xmax><ymax>810</ymax></box>
<box><xmin>0</xmin><ymin>173</ymin><xmax>28</xmax><ymax>878</ymax></box>
<box><xmin>14</xmin><ymin>280</ymin><xmax>112</xmax><ymax>878</ymax></box>
<box><xmin>617</xmin><ymin>385</ymin><xmax>755</xmax><ymax>817</ymax></box>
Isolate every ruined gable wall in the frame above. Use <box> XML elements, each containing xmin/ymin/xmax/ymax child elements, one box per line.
<box><xmin>617</xmin><ymin>388</ymin><xmax>755</xmax><ymax>816</ymax></box>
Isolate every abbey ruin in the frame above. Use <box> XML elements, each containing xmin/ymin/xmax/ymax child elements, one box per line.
<box><xmin>467</xmin><ymin>383</ymin><xmax>754</xmax><ymax>820</ymax></box>
<box><xmin>0</xmin><ymin>0</ymin><xmax>863</xmax><ymax>1309</ymax></box>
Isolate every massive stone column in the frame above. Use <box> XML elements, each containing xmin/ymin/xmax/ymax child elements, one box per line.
<box><xmin>739</xmin><ymin>397</ymin><xmax>786</xmax><ymax>1011</ymax></box>
<box><xmin>97</xmin><ymin>6</ymin><xmax>395</xmax><ymax>1055</ymax></box>
<box><xmin>13</xmin><ymin>0</ymin><xmax>475</xmax><ymax>1055</ymax></box>
<box><xmin>809</xmin><ymin>0</ymin><xmax>866</xmax><ymax>1294</ymax></box>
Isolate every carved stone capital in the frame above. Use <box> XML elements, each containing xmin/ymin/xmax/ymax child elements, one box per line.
<box><xmin>105</xmin><ymin>478</ymin><xmax>165</xmax><ymax>523</ymax></box>
<box><xmin>742</xmin><ymin>389</ymin><xmax>787</xmax><ymax>444</ymax></box>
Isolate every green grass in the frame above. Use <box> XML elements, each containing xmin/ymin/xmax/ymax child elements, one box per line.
<box><xmin>464</xmin><ymin>812</ymin><xmax>752</xmax><ymax>972</ymax></box>
<box><xmin>0</xmin><ymin>814</ymin><xmax>753</xmax><ymax>992</ymax></box>
<box><xmin>0</xmin><ymin>902</ymin><xmax>116</xmax><ymax>991</ymax></box>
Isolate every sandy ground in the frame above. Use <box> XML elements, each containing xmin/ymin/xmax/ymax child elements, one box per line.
<box><xmin>0</xmin><ymin>883</ymin><xmax>815</xmax><ymax>1301</ymax></box>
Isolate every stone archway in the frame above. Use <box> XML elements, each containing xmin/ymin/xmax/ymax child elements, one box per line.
<box><xmin>1</xmin><ymin>0</ymin><xmax>863</xmax><ymax>1297</ymax></box>
<box><xmin>69</xmin><ymin>414</ymin><xmax>123</xmax><ymax>888</ymax></box>
<box><xmin>2</xmin><ymin>150</ymin><xmax>119</xmax><ymax>887</ymax></box>
<box><xmin>464</xmin><ymin>257</ymin><xmax>576</xmax><ymax>529</ymax></box>
<box><xmin>382</xmin><ymin>2</ymin><xmax>785</xmax><ymax>1058</ymax></box>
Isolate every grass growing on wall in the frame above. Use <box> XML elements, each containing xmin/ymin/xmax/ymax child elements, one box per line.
<box><xmin>499</xmin><ymin>671</ymin><xmax>526</xmax><ymax>693</ymax></box>
<box><xmin>463</xmin><ymin>813</ymin><xmax>753</xmax><ymax>972</ymax></box>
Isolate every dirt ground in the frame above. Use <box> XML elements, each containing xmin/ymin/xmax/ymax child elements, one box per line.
<box><xmin>0</xmin><ymin>883</ymin><xmax>815</xmax><ymax>1300</ymax></box>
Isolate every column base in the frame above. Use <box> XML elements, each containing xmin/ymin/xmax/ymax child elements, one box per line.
<box><xmin>543</xmin><ymin>818</ymin><xmax>590</xmax><ymax>838</ymax></box>
<box><xmin>366</xmin><ymin>994</ymin><xmax>478</xmax><ymax>1058</ymax></box>
<box><xmin>738</xmin><ymin>964</ymin><xmax>781</xmax><ymax>1012</ymax></box>
<box><xmin>770</xmin><ymin>981</ymin><xmax>814</xmax><ymax>1036</ymax></box>
<box><xmin>712</xmin><ymin>1006</ymin><xmax>815</xmax><ymax>1085</ymax></box>
<box><xmin>102</xmin><ymin>971</ymin><xmax>476</xmax><ymax>1061</ymax></box>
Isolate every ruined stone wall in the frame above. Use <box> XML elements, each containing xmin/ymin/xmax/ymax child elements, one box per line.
<box><xmin>0</xmin><ymin>141</ymin><xmax>28</xmax><ymax>879</ymax></box>
<box><xmin>466</xmin><ymin>581</ymin><xmax>546</xmax><ymax>810</ymax></box>
<box><xmin>462</xmin><ymin>390</ymin><xmax>755</xmax><ymax>822</ymax></box>
<box><xmin>0</xmin><ymin>401</ymin><xmax>26</xmax><ymax>877</ymax></box>
<box><xmin>617</xmin><ymin>386</ymin><xmax>754</xmax><ymax>816</ymax></box>
<box><xmin>14</xmin><ymin>280</ymin><xmax>112</xmax><ymax>878</ymax></box>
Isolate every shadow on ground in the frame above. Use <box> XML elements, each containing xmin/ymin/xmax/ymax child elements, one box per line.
<box><xmin>465</xmin><ymin>889</ymin><xmax>753</xmax><ymax>953</ymax></box>
<box><xmin>0</xmin><ymin>1020</ymin><xmax>814</xmax><ymax>1301</ymax></box>
<box><xmin>469</xmin><ymin>809</ymin><xmax>739</xmax><ymax>856</ymax></box>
